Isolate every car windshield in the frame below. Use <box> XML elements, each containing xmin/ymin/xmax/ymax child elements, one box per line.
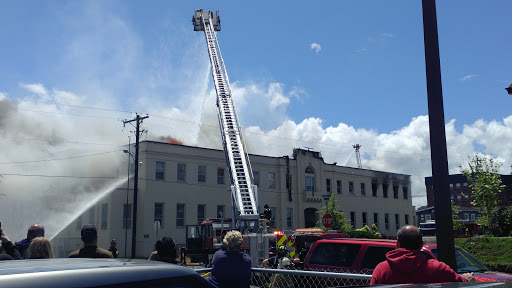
<box><xmin>431</xmin><ymin>248</ymin><xmax>490</xmax><ymax>273</ymax></box>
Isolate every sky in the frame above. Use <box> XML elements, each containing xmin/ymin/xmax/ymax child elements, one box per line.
<box><xmin>0</xmin><ymin>1</ymin><xmax>511</xmax><ymax>240</ymax></box>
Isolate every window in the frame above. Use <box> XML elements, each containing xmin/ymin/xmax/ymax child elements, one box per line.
<box><xmin>177</xmin><ymin>163</ymin><xmax>186</xmax><ymax>181</ymax></box>
<box><xmin>362</xmin><ymin>246</ymin><xmax>395</xmax><ymax>269</ymax></box>
<box><xmin>421</xmin><ymin>215</ymin><xmax>425</xmax><ymax>221</ymax></box>
<box><xmin>253</xmin><ymin>171</ymin><xmax>260</xmax><ymax>185</ymax></box>
<box><xmin>123</xmin><ymin>204</ymin><xmax>132</xmax><ymax>229</ymax></box>
<box><xmin>217</xmin><ymin>168</ymin><xmax>225</xmax><ymax>184</ymax></box>
<box><xmin>287</xmin><ymin>208</ymin><xmax>293</xmax><ymax>229</ymax></box>
<box><xmin>393</xmin><ymin>185</ymin><xmax>399</xmax><ymax>199</ymax></box>
<box><xmin>350</xmin><ymin>211</ymin><xmax>356</xmax><ymax>228</ymax></box>
<box><xmin>154</xmin><ymin>203</ymin><xmax>164</xmax><ymax>228</ymax></box>
<box><xmin>403</xmin><ymin>187</ymin><xmax>408</xmax><ymax>200</ymax></box>
<box><xmin>198</xmin><ymin>165</ymin><xmax>206</xmax><ymax>183</ymax></box>
<box><xmin>337</xmin><ymin>180</ymin><xmax>342</xmax><ymax>194</ymax></box>
<box><xmin>372</xmin><ymin>181</ymin><xmax>378</xmax><ymax>197</ymax></box>
<box><xmin>76</xmin><ymin>215</ymin><xmax>82</xmax><ymax>231</ymax></box>
<box><xmin>463</xmin><ymin>182</ymin><xmax>468</xmax><ymax>188</ymax></box>
<box><xmin>155</xmin><ymin>161</ymin><xmax>165</xmax><ymax>180</ymax></box>
<box><xmin>450</xmin><ymin>184</ymin><xmax>454</xmax><ymax>190</ymax></box>
<box><xmin>217</xmin><ymin>205</ymin><xmax>225</xmax><ymax>218</ymax></box>
<box><xmin>309</xmin><ymin>243</ymin><xmax>361</xmax><ymax>268</ymax></box>
<box><xmin>451</xmin><ymin>195</ymin><xmax>454</xmax><ymax>201</ymax></box>
<box><xmin>425</xmin><ymin>214</ymin><xmax>431</xmax><ymax>221</ymax></box>
<box><xmin>269</xmin><ymin>207</ymin><xmax>276</xmax><ymax>227</ymax></box>
<box><xmin>385</xmin><ymin>213</ymin><xmax>389</xmax><ymax>230</ymax></box>
<box><xmin>361</xmin><ymin>183</ymin><xmax>366</xmax><ymax>196</ymax></box>
<box><xmin>305</xmin><ymin>176</ymin><xmax>314</xmax><ymax>193</ymax></box>
<box><xmin>374</xmin><ymin>213</ymin><xmax>379</xmax><ymax>227</ymax></box>
<box><xmin>362</xmin><ymin>212</ymin><xmax>367</xmax><ymax>227</ymax></box>
<box><xmin>349</xmin><ymin>181</ymin><xmax>354</xmax><ymax>195</ymax></box>
<box><xmin>464</xmin><ymin>213</ymin><xmax>469</xmax><ymax>220</ymax></box>
<box><xmin>268</xmin><ymin>172</ymin><xmax>276</xmax><ymax>189</ymax></box>
<box><xmin>457</xmin><ymin>195</ymin><xmax>462</xmax><ymax>202</ymax></box>
<box><xmin>326</xmin><ymin>178</ymin><xmax>331</xmax><ymax>193</ymax></box>
<box><xmin>456</xmin><ymin>183</ymin><xmax>461</xmax><ymax>189</ymax></box>
<box><xmin>383</xmin><ymin>184</ymin><xmax>388</xmax><ymax>198</ymax></box>
<box><xmin>176</xmin><ymin>204</ymin><xmax>185</xmax><ymax>227</ymax></box>
<box><xmin>471</xmin><ymin>214</ymin><xmax>475</xmax><ymax>221</ymax></box>
<box><xmin>395</xmin><ymin>214</ymin><xmax>400</xmax><ymax>230</ymax></box>
<box><xmin>88</xmin><ymin>207</ymin><xmax>95</xmax><ymax>225</ymax></box>
<box><xmin>101</xmin><ymin>203</ymin><xmax>108</xmax><ymax>229</ymax></box>
<box><xmin>197</xmin><ymin>204</ymin><xmax>205</xmax><ymax>225</ymax></box>
<box><xmin>405</xmin><ymin>214</ymin><xmax>409</xmax><ymax>225</ymax></box>
<box><xmin>305</xmin><ymin>166</ymin><xmax>315</xmax><ymax>196</ymax></box>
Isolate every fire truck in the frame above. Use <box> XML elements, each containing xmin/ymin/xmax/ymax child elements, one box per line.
<box><xmin>182</xmin><ymin>9</ymin><xmax>275</xmax><ymax>266</ymax></box>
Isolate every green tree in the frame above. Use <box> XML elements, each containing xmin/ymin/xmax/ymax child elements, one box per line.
<box><xmin>451</xmin><ymin>202</ymin><xmax>463</xmax><ymax>232</ymax></box>
<box><xmin>489</xmin><ymin>206</ymin><xmax>512</xmax><ymax>237</ymax></box>
<box><xmin>459</xmin><ymin>154</ymin><xmax>505</xmax><ymax>230</ymax></box>
<box><xmin>316</xmin><ymin>194</ymin><xmax>352</xmax><ymax>232</ymax></box>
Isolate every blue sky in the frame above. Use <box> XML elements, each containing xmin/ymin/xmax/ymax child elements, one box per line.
<box><xmin>0</xmin><ymin>1</ymin><xmax>511</xmax><ymax>237</ymax></box>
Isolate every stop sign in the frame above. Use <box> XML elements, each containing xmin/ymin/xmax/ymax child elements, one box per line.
<box><xmin>322</xmin><ymin>213</ymin><xmax>333</xmax><ymax>229</ymax></box>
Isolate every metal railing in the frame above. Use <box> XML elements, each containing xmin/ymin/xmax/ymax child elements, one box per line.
<box><xmin>195</xmin><ymin>267</ymin><xmax>372</xmax><ymax>287</ymax></box>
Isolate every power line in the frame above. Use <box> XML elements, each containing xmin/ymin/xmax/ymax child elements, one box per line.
<box><xmin>0</xmin><ymin>149</ymin><xmax>124</xmax><ymax>165</ymax></box>
<box><xmin>0</xmin><ymin>173</ymin><xmax>120</xmax><ymax>179</ymax></box>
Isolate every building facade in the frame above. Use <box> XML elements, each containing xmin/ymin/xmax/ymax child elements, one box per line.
<box><xmin>416</xmin><ymin>174</ymin><xmax>512</xmax><ymax>235</ymax></box>
<box><xmin>53</xmin><ymin>141</ymin><xmax>415</xmax><ymax>258</ymax></box>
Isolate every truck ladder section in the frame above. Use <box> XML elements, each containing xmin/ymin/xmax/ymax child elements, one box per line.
<box><xmin>195</xmin><ymin>11</ymin><xmax>259</xmax><ymax>220</ymax></box>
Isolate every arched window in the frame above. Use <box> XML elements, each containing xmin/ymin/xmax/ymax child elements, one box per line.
<box><xmin>305</xmin><ymin>166</ymin><xmax>315</xmax><ymax>195</ymax></box>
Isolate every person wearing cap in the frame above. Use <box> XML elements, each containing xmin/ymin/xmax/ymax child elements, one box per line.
<box><xmin>15</xmin><ymin>223</ymin><xmax>45</xmax><ymax>259</ymax></box>
<box><xmin>68</xmin><ymin>224</ymin><xmax>113</xmax><ymax>258</ymax></box>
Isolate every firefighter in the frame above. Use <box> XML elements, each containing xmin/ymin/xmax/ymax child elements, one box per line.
<box><xmin>263</xmin><ymin>204</ymin><xmax>272</xmax><ymax>221</ymax></box>
<box><xmin>108</xmin><ymin>239</ymin><xmax>119</xmax><ymax>258</ymax></box>
<box><xmin>262</xmin><ymin>245</ymin><xmax>287</xmax><ymax>269</ymax></box>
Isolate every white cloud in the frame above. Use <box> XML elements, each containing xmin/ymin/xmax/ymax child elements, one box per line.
<box><xmin>267</xmin><ymin>83</ymin><xmax>290</xmax><ymax>110</ymax></box>
<box><xmin>20</xmin><ymin>83</ymin><xmax>48</xmax><ymax>96</ymax></box>
<box><xmin>0</xmin><ymin>92</ymin><xmax>6</xmax><ymax>100</ymax></box>
<box><xmin>310</xmin><ymin>43</ymin><xmax>322</xmax><ymax>53</ymax></box>
<box><xmin>461</xmin><ymin>74</ymin><xmax>477</xmax><ymax>81</ymax></box>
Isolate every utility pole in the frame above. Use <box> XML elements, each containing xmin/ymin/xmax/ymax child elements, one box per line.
<box><xmin>123</xmin><ymin>114</ymin><xmax>149</xmax><ymax>258</ymax></box>
<box><xmin>422</xmin><ymin>0</ymin><xmax>456</xmax><ymax>269</ymax></box>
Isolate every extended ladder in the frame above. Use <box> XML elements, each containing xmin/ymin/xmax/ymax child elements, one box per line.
<box><xmin>193</xmin><ymin>10</ymin><xmax>259</xmax><ymax>221</ymax></box>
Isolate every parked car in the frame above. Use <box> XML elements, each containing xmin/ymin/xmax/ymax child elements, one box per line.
<box><xmin>303</xmin><ymin>238</ymin><xmax>512</xmax><ymax>283</ymax></box>
<box><xmin>421</xmin><ymin>243</ymin><xmax>512</xmax><ymax>282</ymax></box>
<box><xmin>0</xmin><ymin>258</ymin><xmax>215</xmax><ymax>287</ymax></box>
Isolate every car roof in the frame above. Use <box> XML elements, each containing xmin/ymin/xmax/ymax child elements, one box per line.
<box><xmin>0</xmin><ymin>258</ymin><xmax>210</xmax><ymax>287</ymax></box>
<box><xmin>315</xmin><ymin>238</ymin><xmax>397</xmax><ymax>245</ymax></box>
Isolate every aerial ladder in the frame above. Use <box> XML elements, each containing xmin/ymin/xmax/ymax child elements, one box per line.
<box><xmin>193</xmin><ymin>9</ymin><xmax>259</xmax><ymax>228</ymax></box>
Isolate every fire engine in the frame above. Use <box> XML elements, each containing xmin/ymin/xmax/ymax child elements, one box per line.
<box><xmin>182</xmin><ymin>9</ymin><xmax>275</xmax><ymax>266</ymax></box>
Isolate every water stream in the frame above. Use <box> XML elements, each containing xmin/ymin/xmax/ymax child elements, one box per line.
<box><xmin>49</xmin><ymin>177</ymin><xmax>129</xmax><ymax>241</ymax></box>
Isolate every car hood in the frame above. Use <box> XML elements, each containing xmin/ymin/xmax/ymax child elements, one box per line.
<box><xmin>473</xmin><ymin>271</ymin><xmax>512</xmax><ymax>282</ymax></box>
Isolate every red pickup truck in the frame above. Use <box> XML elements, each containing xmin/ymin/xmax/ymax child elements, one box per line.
<box><xmin>303</xmin><ymin>238</ymin><xmax>512</xmax><ymax>283</ymax></box>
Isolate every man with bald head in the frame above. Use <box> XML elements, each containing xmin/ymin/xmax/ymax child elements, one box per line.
<box><xmin>15</xmin><ymin>224</ymin><xmax>45</xmax><ymax>259</ymax></box>
<box><xmin>371</xmin><ymin>225</ymin><xmax>473</xmax><ymax>284</ymax></box>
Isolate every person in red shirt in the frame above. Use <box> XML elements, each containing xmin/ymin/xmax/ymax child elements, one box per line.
<box><xmin>371</xmin><ymin>225</ymin><xmax>474</xmax><ymax>285</ymax></box>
